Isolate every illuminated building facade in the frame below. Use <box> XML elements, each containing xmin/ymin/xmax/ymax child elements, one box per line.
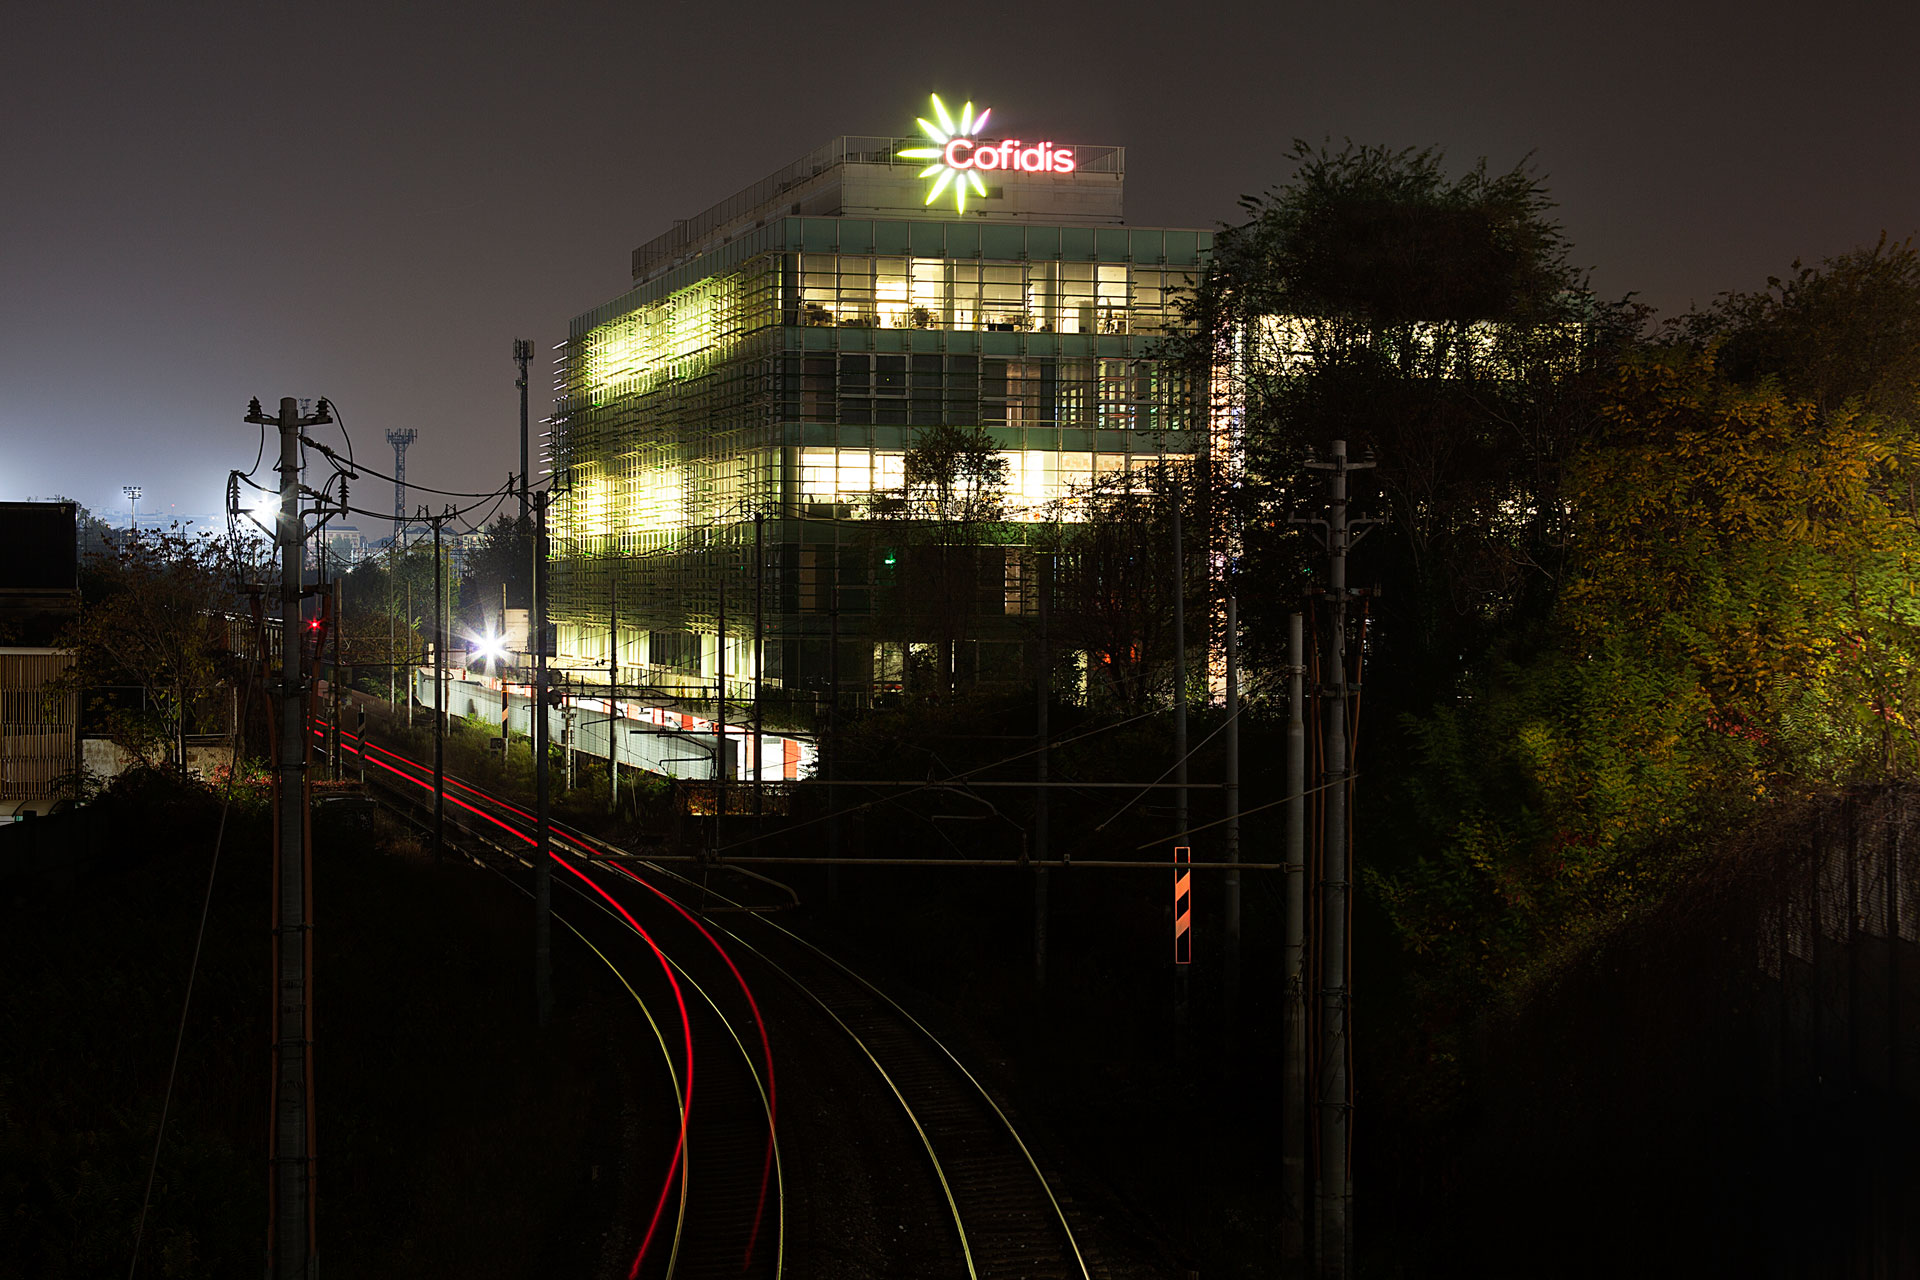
<box><xmin>547</xmin><ymin>100</ymin><xmax>1211</xmax><ymax>737</ymax></box>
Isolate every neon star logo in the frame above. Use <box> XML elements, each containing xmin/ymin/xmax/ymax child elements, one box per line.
<box><xmin>897</xmin><ymin>95</ymin><xmax>1079</xmax><ymax>212</ymax></box>
<box><xmin>898</xmin><ymin>94</ymin><xmax>991</xmax><ymax>213</ymax></box>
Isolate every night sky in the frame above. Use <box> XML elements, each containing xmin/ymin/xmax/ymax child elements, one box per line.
<box><xmin>5</xmin><ymin>0</ymin><xmax>1915</xmax><ymax>529</ymax></box>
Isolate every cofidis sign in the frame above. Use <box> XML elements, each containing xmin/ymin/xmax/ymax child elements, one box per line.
<box><xmin>896</xmin><ymin>94</ymin><xmax>1076</xmax><ymax>213</ymax></box>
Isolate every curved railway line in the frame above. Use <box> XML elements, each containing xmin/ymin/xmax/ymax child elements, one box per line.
<box><xmin>317</xmin><ymin>722</ymin><xmax>1102</xmax><ymax>1280</ymax></box>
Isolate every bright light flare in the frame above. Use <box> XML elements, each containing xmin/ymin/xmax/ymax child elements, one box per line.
<box><xmin>245</xmin><ymin>492</ymin><xmax>280</xmax><ymax>536</ymax></box>
<box><xmin>469</xmin><ymin>631</ymin><xmax>509</xmax><ymax>668</ymax></box>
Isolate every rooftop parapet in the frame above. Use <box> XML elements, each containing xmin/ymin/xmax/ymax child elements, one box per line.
<box><xmin>632</xmin><ymin>136</ymin><xmax>1125</xmax><ymax>286</ymax></box>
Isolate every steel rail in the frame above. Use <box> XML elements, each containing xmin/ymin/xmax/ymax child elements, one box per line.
<box><xmin>342</xmin><ymin>732</ymin><xmax>973</xmax><ymax>1277</ymax></box>
<box><xmin>332</xmin><ymin>726</ymin><xmax>1077</xmax><ymax>1280</ymax></box>
<box><xmin>361</xmin><ymin>787</ymin><xmax>692</xmax><ymax>1279</ymax></box>
<box><xmin>696</xmin><ymin>900</ymin><xmax>1088</xmax><ymax>1280</ymax></box>
<box><xmin>558</xmin><ymin>862</ymin><xmax>785</xmax><ymax>1279</ymax></box>
<box><xmin>343</xmin><ymin>731</ymin><xmax>780</xmax><ymax>1279</ymax></box>
<box><xmin>567</xmin><ymin>831</ymin><xmax>1091</xmax><ymax>1280</ymax></box>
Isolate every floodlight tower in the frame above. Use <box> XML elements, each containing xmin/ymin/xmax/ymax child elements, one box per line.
<box><xmin>514</xmin><ymin>339</ymin><xmax>532</xmax><ymax>525</ymax></box>
<box><xmin>122</xmin><ymin>485</ymin><xmax>141</xmax><ymax>535</ymax></box>
<box><xmin>385</xmin><ymin>429</ymin><xmax>418</xmax><ymax>540</ymax></box>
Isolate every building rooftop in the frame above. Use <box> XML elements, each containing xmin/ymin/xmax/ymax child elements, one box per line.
<box><xmin>632</xmin><ymin>134</ymin><xmax>1126</xmax><ymax>287</ymax></box>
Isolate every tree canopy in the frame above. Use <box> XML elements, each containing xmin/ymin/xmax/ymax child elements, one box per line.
<box><xmin>1173</xmin><ymin>141</ymin><xmax>1642</xmax><ymax>701</ymax></box>
<box><xmin>1378</xmin><ymin>247</ymin><xmax>1920</xmax><ymax>1005</ymax></box>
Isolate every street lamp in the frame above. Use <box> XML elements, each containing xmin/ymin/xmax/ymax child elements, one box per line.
<box><xmin>122</xmin><ymin>485</ymin><xmax>141</xmax><ymax>535</ymax></box>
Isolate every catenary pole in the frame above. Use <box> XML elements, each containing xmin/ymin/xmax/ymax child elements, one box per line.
<box><xmin>500</xmin><ymin>583</ymin><xmax>510</xmax><ymax>749</ymax></box>
<box><xmin>387</xmin><ymin>545</ymin><xmax>396</xmax><ymax>710</ymax></box>
<box><xmin>1034</xmin><ymin>551</ymin><xmax>1051</xmax><ymax>990</ymax></box>
<box><xmin>534</xmin><ymin>492</ymin><xmax>552</xmax><ymax>1025</ymax></box>
<box><xmin>609</xmin><ymin>579</ymin><xmax>618</xmax><ymax>813</ymax></box>
<box><xmin>433</xmin><ymin>512</ymin><xmax>445</xmax><ymax>861</ymax></box>
<box><xmin>827</xmin><ymin>600</ymin><xmax>840</xmax><ymax>910</ymax></box>
<box><xmin>1170</xmin><ymin>487</ymin><xmax>1196</xmax><ymax>1279</ymax></box>
<box><xmin>330</xmin><ymin>579</ymin><xmax>342</xmax><ymax>781</ymax></box>
<box><xmin>404</xmin><ymin>580</ymin><xmax>413</xmax><ymax>729</ymax></box>
<box><xmin>716</xmin><ymin>568</ymin><xmax>728</xmax><ymax>815</ymax></box>
<box><xmin>753</xmin><ymin>512</ymin><xmax>764</xmax><ymax>817</ymax></box>
<box><xmin>563</xmin><ymin>674</ymin><xmax>574</xmax><ymax>793</ymax></box>
<box><xmin>1284</xmin><ymin>610</ymin><xmax>1309</xmax><ymax>1268</ymax></box>
<box><xmin>1172</xmin><ymin>495</ymin><xmax>1189</xmax><ymax>1035</ymax></box>
<box><xmin>1224</xmin><ymin>592</ymin><xmax>1240</xmax><ymax>1017</ymax></box>
<box><xmin>1306</xmin><ymin>438</ymin><xmax>1370</xmax><ymax>1276</ymax></box>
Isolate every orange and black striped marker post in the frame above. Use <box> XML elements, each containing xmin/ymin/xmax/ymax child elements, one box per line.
<box><xmin>1173</xmin><ymin>845</ymin><xmax>1192</xmax><ymax>965</ymax></box>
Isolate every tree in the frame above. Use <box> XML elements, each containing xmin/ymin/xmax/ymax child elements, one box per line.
<box><xmin>1376</xmin><ymin>340</ymin><xmax>1920</xmax><ymax>1001</ymax></box>
<box><xmin>1684</xmin><ymin>234</ymin><xmax>1920</xmax><ymax>421</ymax></box>
<box><xmin>871</xmin><ymin>425</ymin><xmax>1010</xmax><ymax>694</ymax></box>
<box><xmin>457</xmin><ymin>516</ymin><xmax>532</xmax><ymax>633</ymax></box>
<box><xmin>1171</xmin><ymin>141</ymin><xmax>1640</xmax><ymax>697</ymax></box>
<box><xmin>342</xmin><ymin>540</ymin><xmax>451</xmax><ymax>698</ymax></box>
<box><xmin>62</xmin><ymin>527</ymin><xmax>241</xmax><ymax>767</ymax></box>
<box><xmin>1038</xmin><ymin>463</ymin><xmax>1197</xmax><ymax>713</ymax></box>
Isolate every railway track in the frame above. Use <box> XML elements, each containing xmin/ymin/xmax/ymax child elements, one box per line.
<box><xmin>320</xmin><ymin>721</ymin><xmax>1099</xmax><ymax>1280</ymax></box>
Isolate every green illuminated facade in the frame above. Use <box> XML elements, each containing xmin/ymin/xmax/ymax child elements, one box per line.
<box><xmin>548</xmin><ymin>130</ymin><xmax>1211</xmax><ymax>711</ymax></box>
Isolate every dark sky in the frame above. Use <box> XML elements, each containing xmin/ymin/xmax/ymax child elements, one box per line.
<box><xmin>5</xmin><ymin>0</ymin><xmax>1915</xmax><ymax>529</ymax></box>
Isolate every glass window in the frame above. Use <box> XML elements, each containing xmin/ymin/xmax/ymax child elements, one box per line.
<box><xmin>909</xmin><ymin>260</ymin><xmax>947</xmax><ymax>326</ymax></box>
<box><xmin>982</xmin><ymin>264</ymin><xmax>1025</xmax><ymax>329</ymax></box>
<box><xmin>876</xmin><ymin>257</ymin><xmax>910</xmax><ymax>328</ymax></box>
<box><xmin>1007</xmin><ymin>361</ymin><xmax>1043</xmax><ymax>426</ymax></box>
<box><xmin>1059</xmin><ymin>264</ymin><xmax>1095</xmax><ymax>334</ymax></box>
<box><xmin>1057</xmin><ymin>359</ymin><xmax>1093</xmax><ymax>425</ymax></box>
<box><xmin>1097</xmin><ymin>265</ymin><xmax>1130</xmax><ymax>334</ymax></box>
<box><xmin>802</xmin><ymin>356</ymin><xmax>834</xmax><ymax>422</ymax></box>
<box><xmin>800</xmin><ymin>448</ymin><xmax>836</xmax><ymax>498</ymax></box>
<box><xmin>837</xmin><ymin>449</ymin><xmax>871</xmax><ymax>493</ymax></box>
<box><xmin>1058</xmin><ymin>451</ymin><xmax>1093</xmax><ymax>498</ymax></box>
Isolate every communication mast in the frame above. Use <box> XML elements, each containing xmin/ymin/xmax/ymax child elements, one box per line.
<box><xmin>384</xmin><ymin>429</ymin><xmax>418</xmax><ymax>541</ymax></box>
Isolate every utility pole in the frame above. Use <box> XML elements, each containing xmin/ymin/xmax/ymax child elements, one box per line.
<box><xmin>330</xmin><ymin>580</ymin><xmax>343</xmax><ymax>782</ymax></box>
<box><xmin>563</xmin><ymin>674</ymin><xmax>575</xmax><ymax>793</ymax></box>
<box><xmin>387</xmin><ymin>541</ymin><xmax>397</xmax><ymax>710</ymax></box>
<box><xmin>499</xmin><ymin>582</ymin><xmax>510</xmax><ymax>750</ymax></box>
<box><xmin>245</xmin><ymin>393</ymin><xmax>329</xmax><ymax>1280</ymax></box>
<box><xmin>1034</xmin><ymin>552</ymin><xmax>1052</xmax><ymax>990</ymax></box>
<box><xmin>716</xmin><ymin>568</ymin><xmax>728</xmax><ymax>816</ymax></box>
<box><xmin>533</xmin><ymin>492</ymin><xmax>552</xmax><ymax>1026</ymax></box>
<box><xmin>1224</xmin><ymin>592</ymin><xmax>1240</xmax><ymax>1018</ymax></box>
<box><xmin>608</xmin><ymin>579</ymin><xmax>619</xmax><ymax>813</ymax></box>
<box><xmin>1302</xmin><ymin>439</ymin><xmax>1373</xmax><ymax>1278</ymax></box>
<box><xmin>753</xmin><ymin>512</ymin><xmax>764</xmax><ymax>818</ymax></box>
<box><xmin>432</xmin><ymin>511</ymin><xmax>446</xmax><ymax>860</ymax></box>
<box><xmin>1283</xmin><ymin>610</ymin><xmax>1309</xmax><ymax>1270</ymax></box>
<box><xmin>514</xmin><ymin>339</ymin><xmax>532</xmax><ymax>527</ymax></box>
<box><xmin>404</xmin><ymin>580</ymin><xmax>414</xmax><ymax>729</ymax></box>
<box><xmin>827</xmin><ymin>601</ymin><xmax>840</xmax><ymax>911</ymax></box>
<box><xmin>1171</xmin><ymin>496</ymin><xmax>1189</xmax><ymax>1035</ymax></box>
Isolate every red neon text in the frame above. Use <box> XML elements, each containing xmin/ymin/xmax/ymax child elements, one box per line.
<box><xmin>942</xmin><ymin>138</ymin><xmax>1076</xmax><ymax>174</ymax></box>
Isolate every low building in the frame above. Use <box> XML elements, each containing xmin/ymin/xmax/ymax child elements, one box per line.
<box><xmin>0</xmin><ymin>502</ymin><xmax>81</xmax><ymax>817</ymax></box>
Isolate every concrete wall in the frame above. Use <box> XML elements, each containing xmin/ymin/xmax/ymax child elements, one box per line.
<box><xmin>414</xmin><ymin>668</ymin><xmax>814</xmax><ymax>783</ymax></box>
